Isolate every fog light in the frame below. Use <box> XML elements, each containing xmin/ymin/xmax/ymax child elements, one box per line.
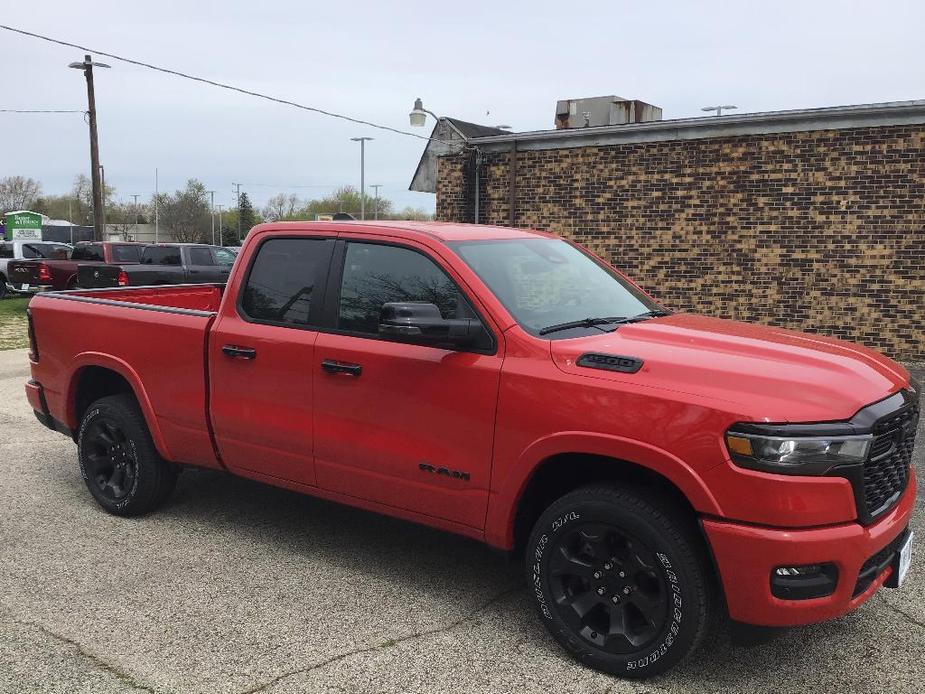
<box><xmin>771</xmin><ymin>563</ymin><xmax>838</xmax><ymax>600</ymax></box>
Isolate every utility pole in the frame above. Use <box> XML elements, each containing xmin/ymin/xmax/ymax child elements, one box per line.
<box><xmin>69</xmin><ymin>55</ymin><xmax>110</xmax><ymax>241</ymax></box>
<box><xmin>370</xmin><ymin>184</ymin><xmax>382</xmax><ymax>220</ymax></box>
<box><xmin>131</xmin><ymin>194</ymin><xmax>140</xmax><ymax>240</ymax></box>
<box><xmin>232</xmin><ymin>182</ymin><xmax>242</xmax><ymax>243</ymax></box>
<box><xmin>216</xmin><ymin>204</ymin><xmax>224</xmax><ymax>243</ymax></box>
<box><xmin>98</xmin><ymin>165</ymin><xmax>107</xmax><ymax>233</ymax></box>
<box><xmin>208</xmin><ymin>190</ymin><xmax>216</xmax><ymax>246</ymax></box>
<box><xmin>350</xmin><ymin>137</ymin><xmax>373</xmax><ymax>220</ymax></box>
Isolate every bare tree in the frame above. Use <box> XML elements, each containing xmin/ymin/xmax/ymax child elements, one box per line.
<box><xmin>0</xmin><ymin>176</ymin><xmax>42</xmax><ymax>213</ymax></box>
<box><xmin>262</xmin><ymin>193</ymin><xmax>300</xmax><ymax>221</ymax></box>
<box><xmin>154</xmin><ymin>179</ymin><xmax>211</xmax><ymax>243</ymax></box>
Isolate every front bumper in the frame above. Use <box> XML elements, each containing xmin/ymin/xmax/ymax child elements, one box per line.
<box><xmin>704</xmin><ymin>467</ymin><xmax>916</xmax><ymax>627</ymax></box>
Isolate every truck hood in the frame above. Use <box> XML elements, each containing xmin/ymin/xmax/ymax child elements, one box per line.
<box><xmin>549</xmin><ymin>313</ymin><xmax>910</xmax><ymax>423</ymax></box>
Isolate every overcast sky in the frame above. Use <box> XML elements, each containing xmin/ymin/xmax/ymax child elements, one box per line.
<box><xmin>3</xmin><ymin>0</ymin><xmax>924</xmax><ymax>215</ymax></box>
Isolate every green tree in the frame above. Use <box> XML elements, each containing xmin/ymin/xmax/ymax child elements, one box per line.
<box><xmin>238</xmin><ymin>192</ymin><xmax>257</xmax><ymax>236</ymax></box>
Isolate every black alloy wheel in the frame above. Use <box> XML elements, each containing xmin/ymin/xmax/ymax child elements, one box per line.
<box><xmin>82</xmin><ymin>416</ymin><xmax>138</xmax><ymax>501</ymax></box>
<box><xmin>547</xmin><ymin>522</ymin><xmax>669</xmax><ymax>653</ymax></box>
<box><xmin>77</xmin><ymin>394</ymin><xmax>178</xmax><ymax>516</ymax></box>
<box><xmin>526</xmin><ymin>484</ymin><xmax>713</xmax><ymax>678</ymax></box>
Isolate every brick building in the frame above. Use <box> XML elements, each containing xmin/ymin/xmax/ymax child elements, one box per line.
<box><xmin>420</xmin><ymin>100</ymin><xmax>925</xmax><ymax>361</ymax></box>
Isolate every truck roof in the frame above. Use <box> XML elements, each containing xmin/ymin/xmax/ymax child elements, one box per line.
<box><xmin>250</xmin><ymin>220</ymin><xmax>556</xmax><ymax>244</ymax></box>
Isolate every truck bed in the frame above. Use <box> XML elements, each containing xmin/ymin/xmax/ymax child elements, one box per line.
<box><xmin>27</xmin><ymin>283</ymin><xmax>225</xmax><ymax>469</ymax></box>
<box><xmin>63</xmin><ymin>284</ymin><xmax>225</xmax><ymax>312</ymax></box>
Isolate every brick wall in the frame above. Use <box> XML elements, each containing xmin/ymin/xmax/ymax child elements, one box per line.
<box><xmin>435</xmin><ymin>125</ymin><xmax>925</xmax><ymax>361</ymax></box>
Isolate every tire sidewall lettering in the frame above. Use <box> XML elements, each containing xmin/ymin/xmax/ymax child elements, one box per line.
<box><xmin>78</xmin><ymin>406</ymin><xmax>141</xmax><ymax>509</ymax></box>
<box><xmin>530</xmin><ymin>506</ymin><xmax>688</xmax><ymax>676</ymax></box>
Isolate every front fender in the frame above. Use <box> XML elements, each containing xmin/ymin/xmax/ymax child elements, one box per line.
<box><xmin>484</xmin><ymin>431</ymin><xmax>724</xmax><ymax>549</ymax></box>
<box><xmin>64</xmin><ymin>352</ymin><xmax>174</xmax><ymax>461</ymax></box>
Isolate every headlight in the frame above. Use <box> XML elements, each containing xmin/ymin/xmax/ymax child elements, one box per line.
<box><xmin>725</xmin><ymin>429</ymin><xmax>872</xmax><ymax>475</ymax></box>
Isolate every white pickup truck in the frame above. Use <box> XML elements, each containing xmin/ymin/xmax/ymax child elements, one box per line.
<box><xmin>0</xmin><ymin>240</ymin><xmax>72</xmax><ymax>298</ymax></box>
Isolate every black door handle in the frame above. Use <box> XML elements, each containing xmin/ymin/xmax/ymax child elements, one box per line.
<box><xmin>222</xmin><ymin>345</ymin><xmax>256</xmax><ymax>360</ymax></box>
<box><xmin>321</xmin><ymin>359</ymin><xmax>362</xmax><ymax>376</ymax></box>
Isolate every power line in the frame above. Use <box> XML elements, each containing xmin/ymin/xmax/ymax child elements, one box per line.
<box><xmin>0</xmin><ymin>109</ymin><xmax>85</xmax><ymax>113</ymax></box>
<box><xmin>0</xmin><ymin>24</ymin><xmax>458</xmax><ymax>146</ymax></box>
<box><xmin>238</xmin><ymin>182</ymin><xmax>349</xmax><ymax>189</ymax></box>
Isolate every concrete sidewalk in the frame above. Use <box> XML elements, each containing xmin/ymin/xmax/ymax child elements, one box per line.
<box><xmin>1</xmin><ymin>348</ymin><xmax>922</xmax><ymax>693</ymax></box>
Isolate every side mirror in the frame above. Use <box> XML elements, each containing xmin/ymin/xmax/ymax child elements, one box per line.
<box><xmin>378</xmin><ymin>302</ymin><xmax>487</xmax><ymax>349</ymax></box>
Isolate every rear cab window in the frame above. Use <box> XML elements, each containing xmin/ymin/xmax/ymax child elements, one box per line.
<box><xmin>72</xmin><ymin>244</ymin><xmax>105</xmax><ymax>262</ymax></box>
<box><xmin>23</xmin><ymin>243</ymin><xmax>71</xmax><ymax>260</ymax></box>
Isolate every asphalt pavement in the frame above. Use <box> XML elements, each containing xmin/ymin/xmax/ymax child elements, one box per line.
<box><xmin>1</xmin><ymin>348</ymin><xmax>922</xmax><ymax>693</ymax></box>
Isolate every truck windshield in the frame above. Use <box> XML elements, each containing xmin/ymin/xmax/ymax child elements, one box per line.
<box><xmin>450</xmin><ymin>238</ymin><xmax>659</xmax><ymax>338</ymax></box>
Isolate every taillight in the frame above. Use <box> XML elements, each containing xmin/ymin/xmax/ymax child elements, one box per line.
<box><xmin>37</xmin><ymin>263</ymin><xmax>51</xmax><ymax>282</ymax></box>
<box><xmin>117</xmin><ymin>270</ymin><xmax>129</xmax><ymax>286</ymax></box>
<box><xmin>27</xmin><ymin>309</ymin><xmax>39</xmax><ymax>362</ymax></box>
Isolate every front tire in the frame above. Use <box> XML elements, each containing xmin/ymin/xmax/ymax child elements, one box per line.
<box><xmin>77</xmin><ymin>394</ymin><xmax>178</xmax><ymax>516</ymax></box>
<box><xmin>526</xmin><ymin>484</ymin><xmax>713</xmax><ymax>678</ymax></box>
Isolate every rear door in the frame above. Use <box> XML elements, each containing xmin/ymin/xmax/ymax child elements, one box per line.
<box><xmin>186</xmin><ymin>246</ymin><xmax>225</xmax><ymax>283</ymax></box>
<box><xmin>136</xmin><ymin>246</ymin><xmax>185</xmax><ymax>284</ymax></box>
<box><xmin>209</xmin><ymin>234</ymin><xmax>336</xmax><ymax>485</ymax></box>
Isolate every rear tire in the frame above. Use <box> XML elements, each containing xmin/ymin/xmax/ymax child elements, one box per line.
<box><xmin>526</xmin><ymin>484</ymin><xmax>713</xmax><ymax>678</ymax></box>
<box><xmin>0</xmin><ymin>276</ymin><xmax>8</xmax><ymax>299</ymax></box>
<box><xmin>77</xmin><ymin>394</ymin><xmax>178</xmax><ymax>516</ymax></box>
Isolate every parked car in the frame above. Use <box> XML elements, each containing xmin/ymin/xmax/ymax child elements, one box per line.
<box><xmin>6</xmin><ymin>241</ymin><xmax>145</xmax><ymax>292</ymax></box>
<box><xmin>24</xmin><ymin>221</ymin><xmax>917</xmax><ymax>678</ymax></box>
<box><xmin>0</xmin><ymin>240</ymin><xmax>72</xmax><ymax>298</ymax></box>
<box><xmin>77</xmin><ymin>243</ymin><xmax>236</xmax><ymax>288</ymax></box>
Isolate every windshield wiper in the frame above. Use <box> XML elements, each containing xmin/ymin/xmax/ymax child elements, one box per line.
<box><xmin>538</xmin><ymin>316</ymin><xmax>627</xmax><ymax>335</ymax></box>
<box><xmin>609</xmin><ymin>309</ymin><xmax>672</xmax><ymax>324</ymax></box>
<box><xmin>538</xmin><ymin>310</ymin><xmax>671</xmax><ymax>336</ymax></box>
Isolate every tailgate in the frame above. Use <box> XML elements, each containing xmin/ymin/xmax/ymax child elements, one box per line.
<box><xmin>6</xmin><ymin>261</ymin><xmax>44</xmax><ymax>289</ymax></box>
<box><xmin>78</xmin><ymin>264</ymin><xmax>122</xmax><ymax>288</ymax></box>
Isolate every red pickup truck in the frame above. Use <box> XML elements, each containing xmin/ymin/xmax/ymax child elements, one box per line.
<box><xmin>24</xmin><ymin>221</ymin><xmax>918</xmax><ymax>678</ymax></box>
<box><xmin>7</xmin><ymin>241</ymin><xmax>145</xmax><ymax>291</ymax></box>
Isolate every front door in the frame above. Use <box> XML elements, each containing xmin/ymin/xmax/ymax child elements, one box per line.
<box><xmin>313</xmin><ymin>239</ymin><xmax>503</xmax><ymax>529</ymax></box>
<box><xmin>210</xmin><ymin>235</ymin><xmax>335</xmax><ymax>485</ymax></box>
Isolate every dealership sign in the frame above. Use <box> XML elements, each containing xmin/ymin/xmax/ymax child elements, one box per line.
<box><xmin>3</xmin><ymin>211</ymin><xmax>43</xmax><ymax>241</ymax></box>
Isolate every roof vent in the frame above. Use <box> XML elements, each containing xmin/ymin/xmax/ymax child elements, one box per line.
<box><xmin>555</xmin><ymin>96</ymin><xmax>662</xmax><ymax>129</ymax></box>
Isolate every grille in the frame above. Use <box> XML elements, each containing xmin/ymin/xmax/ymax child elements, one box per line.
<box><xmin>853</xmin><ymin>528</ymin><xmax>910</xmax><ymax>596</ymax></box>
<box><xmin>863</xmin><ymin>405</ymin><xmax>919</xmax><ymax>519</ymax></box>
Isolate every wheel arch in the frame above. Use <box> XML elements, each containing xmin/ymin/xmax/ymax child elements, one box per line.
<box><xmin>487</xmin><ymin>432</ymin><xmax>724</xmax><ymax>551</ymax></box>
<box><xmin>65</xmin><ymin>353</ymin><xmax>173</xmax><ymax>460</ymax></box>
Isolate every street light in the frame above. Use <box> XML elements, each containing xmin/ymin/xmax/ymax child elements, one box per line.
<box><xmin>370</xmin><ymin>184</ymin><xmax>382</xmax><ymax>220</ymax></box>
<box><xmin>131</xmin><ymin>194</ymin><xmax>140</xmax><ymax>241</ymax></box>
<box><xmin>408</xmin><ymin>97</ymin><xmax>484</xmax><ymax>224</ymax></box>
<box><xmin>69</xmin><ymin>54</ymin><xmax>110</xmax><ymax>241</ymax></box>
<box><xmin>701</xmin><ymin>105</ymin><xmax>737</xmax><ymax>116</ymax></box>
<box><xmin>350</xmin><ymin>137</ymin><xmax>373</xmax><ymax>220</ymax></box>
<box><xmin>208</xmin><ymin>190</ymin><xmax>216</xmax><ymax>245</ymax></box>
<box><xmin>409</xmin><ymin>97</ymin><xmax>439</xmax><ymax>127</ymax></box>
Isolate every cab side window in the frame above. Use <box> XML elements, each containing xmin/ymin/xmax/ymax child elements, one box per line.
<box><xmin>337</xmin><ymin>242</ymin><xmax>473</xmax><ymax>335</ymax></box>
<box><xmin>240</xmin><ymin>238</ymin><xmax>334</xmax><ymax>327</ymax></box>
<box><xmin>188</xmin><ymin>247</ymin><xmax>215</xmax><ymax>266</ymax></box>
